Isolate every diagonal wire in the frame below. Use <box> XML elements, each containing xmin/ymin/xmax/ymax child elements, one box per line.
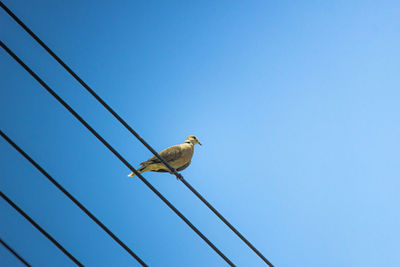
<box><xmin>0</xmin><ymin>2</ymin><xmax>273</xmax><ymax>265</ymax></box>
<box><xmin>0</xmin><ymin>238</ymin><xmax>31</xmax><ymax>267</ymax></box>
<box><xmin>0</xmin><ymin>41</ymin><xmax>234</xmax><ymax>266</ymax></box>
<box><xmin>0</xmin><ymin>131</ymin><xmax>147</xmax><ymax>266</ymax></box>
<box><xmin>0</xmin><ymin>190</ymin><xmax>83</xmax><ymax>266</ymax></box>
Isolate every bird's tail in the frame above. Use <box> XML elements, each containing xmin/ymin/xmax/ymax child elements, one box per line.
<box><xmin>128</xmin><ymin>166</ymin><xmax>146</xmax><ymax>177</ymax></box>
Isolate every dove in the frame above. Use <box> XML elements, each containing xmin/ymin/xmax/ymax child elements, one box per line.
<box><xmin>128</xmin><ymin>135</ymin><xmax>201</xmax><ymax>177</ymax></box>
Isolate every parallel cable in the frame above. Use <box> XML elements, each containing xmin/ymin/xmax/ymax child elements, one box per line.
<box><xmin>0</xmin><ymin>131</ymin><xmax>147</xmax><ymax>266</ymax></box>
<box><xmin>0</xmin><ymin>238</ymin><xmax>31</xmax><ymax>267</ymax></box>
<box><xmin>0</xmin><ymin>41</ymin><xmax>234</xmax><ymax>266</ymax></box>
<box><xmin>0</xmin><ymin>190</ymin><xmax>83</xmax><ymax>266</ymax></box>
<box><xmin>0</xmin><ymin>3</ymin><xmax>273</xmax><ymax>265</ymax></box>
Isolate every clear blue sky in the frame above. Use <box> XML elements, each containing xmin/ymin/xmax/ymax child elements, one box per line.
<box><xmin>1</xmin><ymin>0</ymin><xmax>399</xmax><ymax>266</ymax></box>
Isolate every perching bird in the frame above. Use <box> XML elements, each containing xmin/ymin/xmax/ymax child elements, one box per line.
<box><xmin>128</xmin><ymin>135</ymin><xmax>202</xmax><ymax>177</ymax></box>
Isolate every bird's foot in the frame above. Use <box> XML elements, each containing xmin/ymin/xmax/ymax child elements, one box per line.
<box><xmin>176</xmin><ymin>173</ymin><xmax>183</xmax><ymax>181</ymax></box>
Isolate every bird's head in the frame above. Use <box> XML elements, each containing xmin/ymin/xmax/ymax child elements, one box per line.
<box><xmin>185</xmin><ymin>135</ymin><xmax>202</xmax><ymax>146</ymax></box>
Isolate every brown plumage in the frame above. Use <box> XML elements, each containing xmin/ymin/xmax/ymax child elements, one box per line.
<box><xmin>128</xmin><ymin>135</ymin><xmax>201</xmax><ymax>177</ymax></box>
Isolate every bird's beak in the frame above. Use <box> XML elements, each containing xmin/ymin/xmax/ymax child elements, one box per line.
<box><xmin>198</xmin><ymin>142</ymin><xmax>202</xmax><ymax>146</ymax></box>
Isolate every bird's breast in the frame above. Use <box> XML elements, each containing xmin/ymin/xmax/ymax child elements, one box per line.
<box><xmin>170</xmin><ymin>145</ymin><xmax>194</xmax><ymax>169</ymax></box>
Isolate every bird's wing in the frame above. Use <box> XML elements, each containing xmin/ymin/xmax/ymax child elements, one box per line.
<box><xmin>140</xmin><ymin>145</ymin><xmax>183</xmax><ymax>166</ymax></box>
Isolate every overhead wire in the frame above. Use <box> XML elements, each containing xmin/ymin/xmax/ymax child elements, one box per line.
<box><xmin>0</xmin><ymin>2</ymin><xmax>274</xmax><ymax>265</ymax></box>
<box><xmin>0</xmin><ymin>190</ymin><xmax>83</xmax><ymax>266</ymax></box>
<box><xmin>0</xmin><ymin>41</ymin><xmax>235</xmax><ymax>266</ymax></box>
<box><xmin>0</xmin><ymin>131</ymin><xmax>147</xmax><ymax>266</ymax></box>
<box><xmin>0</xmin><ymin>238</ymin><xmax>31</xmax><ymax>267</ymax></box>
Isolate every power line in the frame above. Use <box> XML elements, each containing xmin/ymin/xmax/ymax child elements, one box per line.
<box><xmin>0</xmin><ymin>2</ymin><xmax>273</xmax><ymax>265</ymax></box>
<box><xmin>0</xmin><ymin>238</ymin><xmax>31</xmax><ymax>267</ymax></box>
<box><xmin>0</xmin><ymin>41</ymin><xmax>234</xmax><ymax>266</ymax></box>
<box><xmin>0</xmin><ymin>190</ymin><xmax>83</xmax><ymax>266</ymax></box>
<box><xmin>0</xmin><ymin>131</ymin><xmax>147</xmax><ymax>266</ymax></box>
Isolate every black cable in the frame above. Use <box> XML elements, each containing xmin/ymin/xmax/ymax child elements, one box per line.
<box><xmin>0</xmin><ymin>41</ymin><xmax>234</xmax><ymax>266</ymax></box>
<box><xmin>0</xmin><ymin>238</ymin><xmax>31</xmax><ymax>267</ymax></box>
<box><xmin>0</xmin><ymin>131</ymin><xmax>147</xmax><ymax>266</ymax></box>
<box><xmin>0</xmin><ymin>3</ymin><xmax>273</xmax><ymax>265</ymax></box>
<box><xmin>0</xmin><ymin>191</ymin><xmax>83</xmax><ymax>266</ymax></box>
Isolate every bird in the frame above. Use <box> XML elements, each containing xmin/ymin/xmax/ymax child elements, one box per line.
<box><xmin>128</xmin><ymin>135</ymin><xmax>202</xmax><ymax>177</ymax></box>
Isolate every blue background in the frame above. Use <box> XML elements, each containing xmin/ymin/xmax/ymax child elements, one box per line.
<box><xmin>1</xmin><ymin>1</ymin><xmax>399</xmax><ymax>266</ymax></box>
